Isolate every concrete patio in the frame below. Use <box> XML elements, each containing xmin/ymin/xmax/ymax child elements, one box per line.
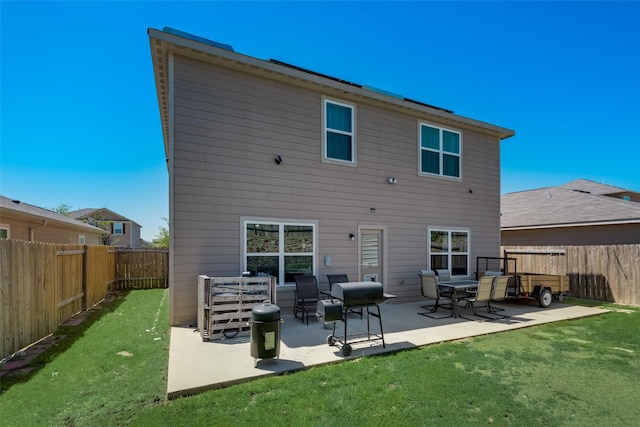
<box><xmin>167</xmin><ymin>299</ymin><xmax>606</xmax><ymax>399</ymax></box>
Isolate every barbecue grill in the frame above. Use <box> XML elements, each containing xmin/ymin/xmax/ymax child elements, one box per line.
<box><xmin>317</xmin><ymin>281</ymin><xmax>393</xmax><ymax>356</ymax></box>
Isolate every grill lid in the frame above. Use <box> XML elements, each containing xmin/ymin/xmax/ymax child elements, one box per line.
<box><xmin>331</xmin><ymin>282</ymin><xmax>384</xmax><ymax>306</ymax></box>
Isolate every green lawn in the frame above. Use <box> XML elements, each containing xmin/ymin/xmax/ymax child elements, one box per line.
<box><xmin>1</xmin><ymin>290</ymin><xmax>638</xmax><ymax>426</ymax></box>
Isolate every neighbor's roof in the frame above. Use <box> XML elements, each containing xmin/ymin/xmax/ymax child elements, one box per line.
<box><xmin>69</xmin><ymin>208</ymin><xmax>141</xmax><ymax>227</ymax></box>
<box><xmin>559</xmin><ymin>178</ymin><xmax>640</xmax><ymax>197</ymax></box>
<box><xmin>148</xmin><ymin>27</ymin><xmax>515</xmax><ymax>157</ymax></box>
<box><xmin>501</xmin><ymin>186</ymin><xmax>640</xmax><ymax>230</ymax></box>
<box><xmin>0</xmin><ymin>196</ymin><xmax>107</xmax><ymax>234</ymax></box>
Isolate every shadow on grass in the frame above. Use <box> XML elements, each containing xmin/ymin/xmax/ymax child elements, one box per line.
<box><xmin>0</xmin><ymin>289</ymin><xmax>131</xmax><ymax>394</ymax></box>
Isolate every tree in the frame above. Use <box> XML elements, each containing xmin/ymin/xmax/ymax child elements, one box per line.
<box><xmin>151</xmin><ymin>217</ymin><xmax>169</xmax><ymax>248</ymax></box>
<box><xmin>51</xmin><ymin>203</ymin><xmax>73</xmax><ymax>215</ymax></box>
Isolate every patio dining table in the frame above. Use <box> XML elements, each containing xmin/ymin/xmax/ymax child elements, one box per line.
<box><xmin>438</xmin><ymin>280</ymin><xmax>478</xmax><ymax>318</ymax></box>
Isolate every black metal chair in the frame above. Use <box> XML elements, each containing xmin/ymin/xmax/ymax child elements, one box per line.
<box><xmin>327</xmin><ymin>274</ymin><xmax>349</xmax><ymax>292</ymax></box>
<box><xmin>294</xmin><ymin>275</ymin><xmax>320</xmax><ymax>325</ymax></box>
<box><xmin>326</xmin><ymin>274</ymin><xmax>362</xmax><ymax>318</ymax></box>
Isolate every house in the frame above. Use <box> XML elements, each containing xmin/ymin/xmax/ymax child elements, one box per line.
<box><xmin>0</xmin><ymin>196</ymin><xmax>105</xmax><ymax>244</ymax></box>
<box><xmin>501</xmin><ymin>179</ymin><xmax>640</xmax><ymax>246</ymax></box>
<box><xmin>148</xmin><ymin>27</ymin><xmax>515</xmax><ymax>326</ymax></box>
<box><xmin>70</xmin><ymin>208</ymin><xmax>143</xmax><ymax>248</ymax></box>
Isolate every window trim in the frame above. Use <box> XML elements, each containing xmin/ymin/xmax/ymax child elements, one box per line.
<box><xmin>322</xmin><ymin>97</ymin><xmax>356</xmax><ymax>166</ymax></box>
<box><xmin>78</xmin><ymin>234</ymin><xmax>86</xmax><ymax>244</ymax></box>
<box><xmin>427</xmin><ymin>227</ymin><xmax>470</xmax><ymax>278</ymax></box>
<box><xmin>418</xmin><ymin>121</ymin><xmax>462</xmax><ymax>180</ymax></box>
<box><xmin>242</xmin><ymin>218</ymin><xmax>318</xmax><ymax>287</ymax></box>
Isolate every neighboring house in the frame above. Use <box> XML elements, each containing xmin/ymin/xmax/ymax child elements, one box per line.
<box><xmin>70</xmin><ymin>208</ymin><xmax>142</xmax><ymax>248</ymax></box>
<box><xmin>501</xmin><ymin>179</ymin><xmax>640</xmax><ymax>246</ymax></box>
<box><xmin>0</xmin><ymin>196</ymin><xmax>105</xmax><ymax>244</ymax></box>
<box><xmin>149</xmin><ymin>27</ymin><xmax>515</xmax><ymax>326</ymax></box>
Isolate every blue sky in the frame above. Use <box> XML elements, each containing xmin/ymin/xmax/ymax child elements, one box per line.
<box><xmin>2</xmin><ymin>1</ymin><xmax>639</xmax><ymax>240</ymax></box>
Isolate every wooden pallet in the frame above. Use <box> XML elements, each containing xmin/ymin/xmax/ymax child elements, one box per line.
<box><xmin>197</xmin><ymin>275</ymin><xmax>276</xmax><ymax>341</ymax></box>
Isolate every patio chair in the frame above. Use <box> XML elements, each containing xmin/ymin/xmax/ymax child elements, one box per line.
<box><xmin>464</xmin><ymin>270</ymin><xmax>502</xmax><ymax>299</ymax></box>
<box><xmin>487</xmin><ymin>275</ymin><xmax>510</xmax><ymax>318</ymax></box>
<box><xmin>327</xmin><ymin>274</ymin><xmax>349</xmax><ymax>292</ymax></box>
<box><xmin>435</xmin><ymin>269</ymin><xmax>451</xmax><ymax>282</ymax></box>
<box><xmin>418</xmin><ymin>271</ymin><xmax>453</xmax><ymax>319</ymax></box>
<box><xmin>459</xmin><ymin>276</ymin><xmax>498</xmax><ymax>320</ymax></box>
<box><xmin>294</xmin><ymin>275</ymin><xmax>320</xmax><ymax>325</ymax></box>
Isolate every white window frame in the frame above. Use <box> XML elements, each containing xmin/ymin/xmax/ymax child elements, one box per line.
<box><xmin>322</xmin><ymin>97</ymin><xmax>356</xmax><ymax>166</ymax></box>
<box><xmin>113</xmin><ymin>222</ymin><xmax>124</xmax><ymax>235</ymax></box>
<box><xmin>0</xmin><ymin>223</ymin><xmax>10</xmax><ymax>239</ymax></box>
<box><xmin>78</xmin><ymin>234</ymin><xmax>86</xmax><ymax>244</ymax></box>
<box><xmin>243</xmin><ymin>219</ymin><xmax>317</xmax><ymax>287</ymax></box>
<box><xmin>428</xmin><ymin>227</ymin><xmax>470</xmax><ymax>278</ymax></box>
<box><xmin>418</xmin><ymin>121</ymin><xmax>462</xmax><ymax>180</ymax></box>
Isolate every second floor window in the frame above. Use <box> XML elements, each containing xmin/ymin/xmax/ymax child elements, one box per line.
<box><xmin>113</xmin><ymin>222</ymin><xmax>124</xmax><ymax>235</ymax></box>
<box><xmin>419</xmin><ymin>122</ymin><xmax>461</xmax><ymax>179</ymax></box>
<box><xmin>324</xmin><ymin>99</ymin><xmax>355</xmax><ymax>163</ymax></box>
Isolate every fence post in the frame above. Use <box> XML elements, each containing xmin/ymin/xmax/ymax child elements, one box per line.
<box><xmin>82</xmin><ymin>244</ymin><xmax>88</xmax><ymax>311</ymax></box>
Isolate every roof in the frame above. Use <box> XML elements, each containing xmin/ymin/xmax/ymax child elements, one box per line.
<box><xmin>0</xmin><ymin>196</ymin><xmax>107</xmax><ymax>234</ymax></box>
<box><xmin>148</xmin><ymin>27</ymin><xmax>515</xmax><ymax>158</ymax></box>
<box><xmin>501</xmin><ymin>185</ymin><xmax>640</xmax><ymax>230</ymax></box>
<box><xmin>69</xmin><ymin>208</ymin><xmax>141</xmax><ymax>227</ymax></box>
<box><xmin>559</xmin><ymin>178</ymin><xmax>640</xmax><ymax>197</ymax></box>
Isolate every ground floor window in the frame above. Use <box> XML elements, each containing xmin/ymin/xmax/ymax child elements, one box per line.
<box><xmin>429</xmin><ymin>228</ymin><xmax>469</xmax><ymax>277</ymax></box>
<box><xmin>244</xmin><ymin>220</ymin><xmax>316</xmax><ymax>286</ymax></box>
<box><xmin>0</xmin><ymin>224</ymin><xmax>9</xmax><ymax>239</ymax></box>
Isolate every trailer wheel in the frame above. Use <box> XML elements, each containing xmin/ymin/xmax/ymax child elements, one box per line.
<box><xmin>342</xmin><ymin>344</ymin><xmax>352</xmax><ymax>356</ymax></box>
<box><xmin>326</xmin><ymin>335</ymin><xmax>336</xmax><ymax>346</ymax></box>
<box><xmin>538</xmin><ymin>289</ymin><xmax>552</xmax><ymax>308</ymax></box>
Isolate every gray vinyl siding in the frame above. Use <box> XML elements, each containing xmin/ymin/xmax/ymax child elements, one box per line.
<box><xmin>169</xmin><ymin>54</ymin><xmax>504</xmax><ymax>325</ymax></box>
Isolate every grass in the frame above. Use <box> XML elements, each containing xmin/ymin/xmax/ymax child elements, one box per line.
<box><xmin>0</xmin><ymin>289</ymin><xmax>169</xmax><ymax>426</ymax></box>
<box><xmin>1</xmin><ymin>290</ymin><xmax>638</xmax><ymax>426</ymax></box>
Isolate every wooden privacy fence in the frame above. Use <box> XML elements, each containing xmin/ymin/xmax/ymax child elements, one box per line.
<box><xmin>502</xmin><ymin>244</ymin><xmax>640</xmax><ymax>306</ymax></box>
<box><xmin>0</xmin><ymin>240</ymin><xmax>168</xmax><ymax>358</ymax></box>
<box><xmin>114</xmin><ymin>249</ymin><xmax>169</xmax><ymax>289</ymax></box>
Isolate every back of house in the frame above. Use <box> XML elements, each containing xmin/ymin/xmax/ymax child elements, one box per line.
<box><xmin>149</xmin><ymin>28</ymin><xmax>515</xmax><ymax>326</ymax></box>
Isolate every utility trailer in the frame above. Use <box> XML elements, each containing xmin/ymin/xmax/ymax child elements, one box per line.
<box><xmin>476</xmin><ymin>257</ymin><xmax>569</xmax><ymax>308</ymax></box>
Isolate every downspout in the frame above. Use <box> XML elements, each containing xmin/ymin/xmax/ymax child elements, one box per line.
<box><xmin>29</xmin><ymin>220</ymin><xmax>48</xmax><ymax>241</ymax></box>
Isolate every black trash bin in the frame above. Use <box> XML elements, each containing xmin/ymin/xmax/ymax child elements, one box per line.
<box><xmin>250</xmin><ymin>302</ymin><xmax>281</xmax><ymax>367</ymax></box>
